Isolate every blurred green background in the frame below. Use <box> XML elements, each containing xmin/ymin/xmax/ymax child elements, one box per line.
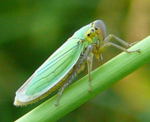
<box><xmin>0</xmin><ymin>0</ymin><xmax>150</xmax><ymax>122</ymax></box>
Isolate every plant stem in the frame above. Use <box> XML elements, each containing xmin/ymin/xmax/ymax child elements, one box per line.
<box><xmin>15</xmin><ymin>36</ymin><xmax>150</xmax><ymax>122</ymax></box>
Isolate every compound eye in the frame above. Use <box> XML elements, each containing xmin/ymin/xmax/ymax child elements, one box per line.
<box><xmin>87</xmin><ymin>33</ymin><xmax>91</xmax><ymax>37</ymax></box>
<box><xmin>95</xmin><ymin>27</ymin><xmax>98</xmax><ymax>30</ymax></box>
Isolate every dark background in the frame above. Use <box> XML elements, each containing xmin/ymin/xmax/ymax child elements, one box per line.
<box><xmin>0</xmin><ymin>0</ymin><xmax>150</xmax><ymax>121</ymax></box>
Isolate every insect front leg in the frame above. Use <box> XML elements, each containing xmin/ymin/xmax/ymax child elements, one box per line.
<box><xmin>104</xmin><ymin>34</ymin><xmax>136</xmax><ymax>47</ymax></box>
<box><xmin>102</xmin><ymin>34</ymin><xmax>140</xmax><ymax>53</ymax></box>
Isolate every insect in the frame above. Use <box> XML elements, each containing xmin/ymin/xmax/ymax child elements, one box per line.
<box><xmin>14</xmin><ymin>20</ymin><xmax>139</xmax><ymax>106</ymax></box>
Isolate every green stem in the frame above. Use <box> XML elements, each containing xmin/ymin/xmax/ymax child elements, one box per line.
<box><xmin>16</xmin><ymin>36</ymin><xmax>150</xmax><ymax>122</ymax></box>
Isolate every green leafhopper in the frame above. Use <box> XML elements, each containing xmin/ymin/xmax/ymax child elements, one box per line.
<box><xmin>14</xmin><ymin>20</ymin><xmax>140</xmax><ymax>106</ymax></box>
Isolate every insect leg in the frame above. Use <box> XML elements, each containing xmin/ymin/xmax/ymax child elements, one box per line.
<box><xmin>104</xmin><ymin>34</ymin><xmax>137</xmax><ymax>48</ymax></box>
<box><xmin>55</xmin><ymin>72</ymin><xmax>77</xmax><ymax>106</ymax></box>
<box><xmin>100</xmin><ymin>53</ymin><xmax>104</xmax><ymax>64</ymax></box>
<box><xmin>82</xmin><ymin>45</ymin><xmax>95</xmax><ymax>92</ymax></box>
<box><xmin>102</xmin><ymin>42</ymin><xmax>140</xmax><ymax>53</ymax></box>
<box><xmin>87</xmin><ymin>53</ymin><xmax>94</xmax><ymax>92</ymax></box>
<box><xmin>102</xmin><ymin>34</ymin><xmax>140</xmax><ymax>53</ymax></box>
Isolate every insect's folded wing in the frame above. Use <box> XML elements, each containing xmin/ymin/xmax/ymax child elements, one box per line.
<box><xmin>14</xmin><ymin>38</ymin><xmax>83</xmax><ymax>104</ymax></box>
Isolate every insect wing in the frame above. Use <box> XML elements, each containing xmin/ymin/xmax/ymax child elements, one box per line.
<box><xmin>15</xmin><ymin>38</ymin><xmax>83</xmax><ymax>104</ymax></box>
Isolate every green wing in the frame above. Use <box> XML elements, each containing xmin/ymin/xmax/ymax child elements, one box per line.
<box><xmin>15</xmin><ymin>38</ymin><xmax>84</xmax><ymax>103</ymax></box>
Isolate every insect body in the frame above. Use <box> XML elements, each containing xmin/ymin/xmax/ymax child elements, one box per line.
<box><xmin>14</xmin><ymin>20</ymin><xmax>139</xmax><ymax>106</ymax></box>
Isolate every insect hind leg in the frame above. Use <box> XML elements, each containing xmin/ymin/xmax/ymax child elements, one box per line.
<box><xmin>87</xmin><ymin>53</ymin><xmax>93</xmax><ymax>92</ymax></box>
<box><xmin>55</xmin><ymin>72</ymin><xmax>77</xmax><ymax>106</ymax></box>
